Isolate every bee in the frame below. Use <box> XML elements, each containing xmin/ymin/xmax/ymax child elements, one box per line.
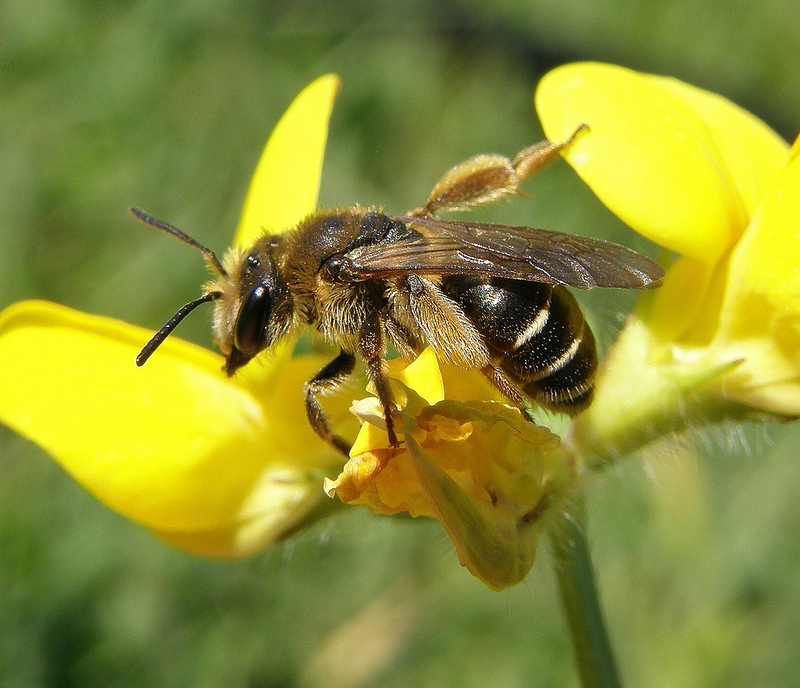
<box><xmin>131</xmin><ymin>127</ymin><xmax>663</xmax><ymax>455</ymax></box>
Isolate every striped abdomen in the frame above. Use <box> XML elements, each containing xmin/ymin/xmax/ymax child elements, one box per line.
<box><xmin>441</xmin><ymin>275</ymin><xmax>597</xmax><ymax>414</ymax></box>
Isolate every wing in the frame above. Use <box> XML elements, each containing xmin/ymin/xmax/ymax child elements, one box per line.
<box><xmin>340</xmin><ymin>215</ymin><xmax>664</xmax><ymax>289</ymax></box>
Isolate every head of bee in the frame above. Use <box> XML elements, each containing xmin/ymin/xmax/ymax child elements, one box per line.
<box><xmin>210</xmin><ymin>241</ymin><xmax>294</xmax><ymax>376</ymax></box>
<box><xmin>130</xmin><ymin>208</ymin><xmax>293</xmax><ymax>376</ymax></box>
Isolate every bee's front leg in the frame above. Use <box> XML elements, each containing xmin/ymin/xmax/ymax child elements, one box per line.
<box><xmin>304</xmin><ymin>349</ymin><xmax>356</xmax><ymax>457</ymax></box>
<box><xmin>359</xmin><ymin>311</ymin><xmax>399</xmax><ymax>448</ymax></box>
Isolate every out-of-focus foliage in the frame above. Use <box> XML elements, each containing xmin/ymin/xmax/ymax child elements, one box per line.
<box><xmin>1</xmin><ymin>1</ymin><xmax>798</xmax><ymax>687</ymax></box>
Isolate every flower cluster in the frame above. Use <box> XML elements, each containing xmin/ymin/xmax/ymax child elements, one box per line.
<box><xmin>324</xmin><ymin>348</ymin><xmax>575</xmax><ymax>590</ymax></box>
<box><xmin>535</xmin><ymin>63</ymin><xmax>798</xmax><ymax>461</ymax></box>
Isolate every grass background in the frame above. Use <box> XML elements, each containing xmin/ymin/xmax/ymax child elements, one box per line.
<box><xmin>1</xmin><ymin>1</ymin><xmax>800</xmax><ymax>686</ymax></box>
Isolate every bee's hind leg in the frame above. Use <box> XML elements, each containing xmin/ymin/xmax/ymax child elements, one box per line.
<box><xmin>411</xmin><ymin>124</ymin><xmax>588</xmax><ymax>218</ymax></box>
<box><xmin>480</xmin><ymin>363</ymin><xmax>536</xmax><ymax>422</ymax></box>
<box><xmin>304</xmin><ymin>349</ymin><xmax>356</xmax><ymax>457</ymax></box>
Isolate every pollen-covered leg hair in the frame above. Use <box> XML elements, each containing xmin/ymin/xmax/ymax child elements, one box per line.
<box><xmin>411</xmin><ymin>124</ymin><xmax>588</xmax><ymax>218</ymax></box>
<box><xmin>511</xmin><ymin>123</ymin><xmax>588</xmax><ymax>182</ymax></box>
<box><xmin>303</xmin><ymin>349</ymin><xmax>356</xmax><ymax>457</ymax></box>
<box><xmin>394</xmin><ymin>274</ymin><xmax>490</xmax><ymax>371</ymax></box>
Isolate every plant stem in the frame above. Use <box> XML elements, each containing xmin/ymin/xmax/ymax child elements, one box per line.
<box><xmin>550</xmin><ymin>498</ymin><xmax>622</xmax><ymax>688</ymax></box>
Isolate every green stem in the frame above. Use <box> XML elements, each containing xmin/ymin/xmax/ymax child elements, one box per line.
<box><xmin>550</xmin><ymin>498</ymin><xmax>622</xmax><ymax>688</ymax></box>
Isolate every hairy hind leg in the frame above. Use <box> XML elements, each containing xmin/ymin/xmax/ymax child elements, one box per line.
<box><xmin>411</xmin><ymin>125</ymin><xmax>588</xmax><ymax>218</ymax></box>
<box><xmin>480</xmin><ymin>363</ymin><xmax>536</xmax><ymax>422</ymax></box>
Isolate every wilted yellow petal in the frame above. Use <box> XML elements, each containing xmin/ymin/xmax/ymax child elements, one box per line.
<box><xmin>535</xmin><ymin>62</ymin><xmax>782</xmax><ymax>261</ymax></box>
<box><xmin>322</xmin><ymin>450</ymin><xmax>386</xmax><ymax>504</ymax></box>
<box><xmin>347</xmin><ymin>348</ymin><xmax>499</xmax><ymax>456</ymax></box>
<box><xmin>404</xmin><ymin>434</ymin><xmax>540</xmax><ymax>591</ymax></box>
<box><xmin>348</xmin><ymin>407</ymin><xmax>393</xmax><ymax>457</ymax></box>
<box><xmin>330</xmin><ymin>386</ymin><xmax>575</xmax><ymax>588</ymax></box>
<box><xmin>235</xmin><ymin>74</ymin><xmax>340</xmax><ymax>247</ymax></box>
<box><xmin>0</xmin><ymin>301</ymin><xmax>344</xmax><ymax>556</ymax></box>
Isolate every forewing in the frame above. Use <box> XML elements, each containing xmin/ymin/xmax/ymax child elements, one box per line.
<box><xmin>342</xmin><ymin>215</ymin><xmax>664</xmax><ymax>289</ymax></box>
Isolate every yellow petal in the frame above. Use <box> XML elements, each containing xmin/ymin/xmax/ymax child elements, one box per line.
<box><xmin>348</xmin><ymin>408</ymin><xmax>394</xmax><ymax>457</ymax></box>
<box><xmin>234</xmin><ymin>74</ymin><xmax>340</xmax><ymax>247</ymax></box>
<box><xmin>709</xmin><ymin>339</ymin><xmax>800</xmax><ymax>418</ymax></box>
<box><xmin>535</xmin><ymin>62</ymin><xmax>787</xmax><ymax>261</ymax></box>
<box><xmin>710</xmin><ymin>152</ymin><xmax>800</xmax><ymax>415</ymax></box>
<box><xmin>644</xmin><ymin>254</ymin><xmax>727</xmax><ymax>344</ymax></box>
<box><xmin>787</xmin><ymin>131</ymin><xmax>800</xmax><ymax>164</ymax></box>
<box><xmin>0</xmin><ymin>301</ymin><xmax>342</xmax><ymax>556</ymax></box>
<box><xmin>393</xmin><ymin>347</ymin><xmax>445</xmax><ymax>405</ymax></box>
<box><xmin>652</xmin><ymin>74</ymin><xmax>789</xmax><ymax>220</ymax></box>
<box><xmin>722</xmin><ymin>153</ymin><xmax>800</xmax><ymax>333</ymax></box>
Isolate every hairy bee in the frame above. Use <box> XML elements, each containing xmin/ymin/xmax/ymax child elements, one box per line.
<box><xmin>131</xmin><ymin>128</ymin><xmax>663</xmax><ymax>455</ymax></box>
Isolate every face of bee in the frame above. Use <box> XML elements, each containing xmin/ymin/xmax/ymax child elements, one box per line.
<box><xmin>209</xmin><ymin>242</ymin><xmax>295</xmax><ymax>377</ymax></box>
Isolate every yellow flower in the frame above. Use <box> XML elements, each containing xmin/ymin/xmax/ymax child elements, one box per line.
<box><xmin>0</xmin><ymin>74</ymin><xmax>347</xmax><ymax>556</ymax></box>
<box><xmin>324</xmin><ymin>349</ymin><xmax>576</xmax><ymax>590</ymax></box>
<box><xmin>535</xmin><ymin>62</ymin><xmax>799</xmax><ymax>459</ymax></box>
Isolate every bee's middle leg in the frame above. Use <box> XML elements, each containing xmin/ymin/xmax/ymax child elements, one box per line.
<box><xmin>359</xmin><ymin>311</ymin><xmax>399</xmax><ymax>448</ymax></box>
<box><xmin>304</xmin><ymin>348</ymin><xmax>356</xmax><ymax>457</ymax></box>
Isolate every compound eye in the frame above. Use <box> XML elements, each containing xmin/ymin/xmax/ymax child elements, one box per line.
<box><xmin>234</xmin><ymin>283</ymin><xmax>271</xmax><ymax>357</ymax></box>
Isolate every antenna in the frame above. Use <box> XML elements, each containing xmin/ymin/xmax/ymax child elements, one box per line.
<box><xmin>135</xmin><ymin>291</ymin><xmax>221</xmax><ymax>367</ymax></box>
<box><xmin>129</xmin><ymin>206</ymin><xmax>226</xmax><ymax>366</ymax></box>
<box><xmin>129</xmin><ymin>206</ymin><xmax>227</xmax><ymax>277</ymax></box>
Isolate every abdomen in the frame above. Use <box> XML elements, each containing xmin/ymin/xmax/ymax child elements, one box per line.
<box><xmin>441</xmin><ymin>275</ymin><xmax>597</xmax><ymax>414</ymax></box>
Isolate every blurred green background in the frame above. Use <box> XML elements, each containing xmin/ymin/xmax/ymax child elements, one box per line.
<box><xmin>1</xmin><ymin>1</ymin><xmax>799</xmax><ymax>686</ymax></box>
